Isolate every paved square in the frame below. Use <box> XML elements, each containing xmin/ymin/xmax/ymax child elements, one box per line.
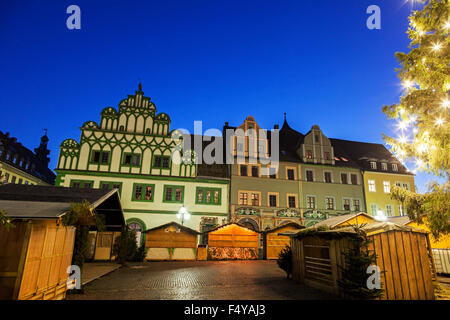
<box><xmin>68</xmin><ymin>260</ymin><xmax>336</xmax><ymax>300</ymax></box>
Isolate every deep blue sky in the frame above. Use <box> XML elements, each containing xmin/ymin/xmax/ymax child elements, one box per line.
<box><xmin>0</xmin><ymin>0</ymin><xmax>438</xmax><ymax>192</ymax></box>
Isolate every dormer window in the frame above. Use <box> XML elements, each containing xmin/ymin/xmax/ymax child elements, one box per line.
<box><xmin>381</xmin><ymin>163</ymin><xmax>387</xmax><ymax>171</ymax></box>
<box><xmin>324</xmin><ymin>152</ymin><xmax>330</xmax><ymax>160</ymax></box>
<box><xmin>306</xmin><ymin>150</ymin><xmax>312</xmax><ymax>159</ymax></box>
<box><xmin>370</xmin><ymin>161</ymin><xmax>377</xmax><ymax>169</ymax></box>
<box><xmin>392</xmin><ymin>164</ymin><xmax>398</xmax><ymax>172</ymax></box>
<box><xmin>315</xmin><ymin>135</ymin><xmax>319</xmax><ymax>143</ymax></box>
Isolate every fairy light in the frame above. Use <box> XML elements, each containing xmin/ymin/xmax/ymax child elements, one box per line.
<box><xmin>442</xmin><ymin>99</ymin><xmax>449</xmax><ymax>108</ymax></box>
<box><xmin>432</xmin><ymin>42</ymin><xmax>441</xmax><ymax>51</ymax></box>
<box><xmin>417</xmin><ymin>143</ymin><xmax>428</xmax><ymax>153</ymax></box>
<box><xmin>399</xmin><ymin>135</ymin><xmax>408</xmax><ymax>144</ymax></box>
<box><xmin>398</xmin><ymin>121</ymin><xmax>408</xmax><ymax>130</ymax></box>
<box><xmin>403</xmin><ymin>80</ymin><xmax>413</xmax><ymax>89</ymax></box>
<box><xmin>435</xmin><ymin>118</ymin><xmax>444</xmax><ymax>126</ymax></box>
<box><xmin>444</xmin><ymin>21</ymin><xmax>450</xmax><ymax>30</ymax></box>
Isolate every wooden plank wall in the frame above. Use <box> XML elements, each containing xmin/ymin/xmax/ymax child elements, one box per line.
<box><xmin>0</xmin><ymin>221</ymin><xmax>30</xmax><ymax>299</ymax></box>
<box><xmin>146</xmin><ymin>228</ymin><xmax>198</xmax><ymax>249</ymax></box>
<box><xmin>291</xmin><ymin>231</ymin><xmax>436</xmax><ymax>300</ymax></box>
<box><xmin>17</xmin><ymin>220</ymin><xmax>75</xmax><ymax>300</ymax></box>
<box><xmin>432</xmin><ymin>249</ymin><xmax>450</xmax><ymax>275</ymax></box>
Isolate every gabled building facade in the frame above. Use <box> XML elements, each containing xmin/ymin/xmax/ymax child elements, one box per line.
<box><xmin>0</xmin><ymin>131</ymin><xmax>55</xmax><ymax>185</ymax></box>
<box><xmin>55</xmin><ymin>85</ymin><xmax>229</xmax><ymax>244</ymax></box>
<box><xmin>224</xmin><ymin>116</ymin><xmax>302</xmax><ymax>232</ymax></box>
<box><xmin>279</xmin><ymin>121</ymin><xmax>366</xmax><ymax>227</ymax></box>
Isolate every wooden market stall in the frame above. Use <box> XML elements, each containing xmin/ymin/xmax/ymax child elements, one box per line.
<box><xmin>287</xmin><ymin>222</ymin><xmax>436</xmax><ymax>300</ymax></box>
<box><xmin>262</xmin><ymin>222</ymin><xmax>304</xmax><ymax>260</ymax></box>
<box><xmin>145</xmin><ymin>222</ymin><xmax>199</xmax><ymax>261</ymax></box>
<box><xmin>0</xmin><ymin>184</ymin><xmax>125</xmax><ymax>300</ymax></box>
<box><xmin>313</xmin><ymin>212</ymin><xmax>376</xmax><ymax>229</ymax></box>
<box><xmin>0</xmin><ymin>202</ymin><xmax>75</xmax><ymax>300</ymax></box>
<box><xmin>206</xmin><ymin>223</ymin><xmax>259</xmax><ymax>260</ymax></box>
<box><xmin>389</xmin><ymin>215</ymin><xmax>450</xmax><ymax>275</ymax></box>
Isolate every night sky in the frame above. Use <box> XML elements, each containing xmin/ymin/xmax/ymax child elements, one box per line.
<box><xmin>0</xmin><ymin>0</ymin><xmax>440</xmax><ymax>192</ymax></box>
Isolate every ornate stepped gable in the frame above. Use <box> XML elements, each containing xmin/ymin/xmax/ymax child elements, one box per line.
<box><xmin>57</xmin><ymin>85</ymin><xmax>196</xmax><ymax>177</ymax></box>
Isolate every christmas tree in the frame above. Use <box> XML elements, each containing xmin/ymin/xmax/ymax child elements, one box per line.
<box><xmin>382</xmin><ymin>0</ymin><xmax>449</xmax><ymax>238</ymax></box>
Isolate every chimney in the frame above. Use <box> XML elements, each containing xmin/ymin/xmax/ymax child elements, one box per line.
<box><xmin>274</xmin><ymin>124</ymin><xmax>279</xmax><ymax>129</ymax></box>
<box><xmin>225</xmin><ymin>122</ymin><xmax>229</xmax><ymax>127</ymax></box>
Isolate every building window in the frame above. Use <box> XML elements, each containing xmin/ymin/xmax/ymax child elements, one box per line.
<box><xmin>100</xmin><ymin>182</ymin><xmax>122</xmax><ymax>194</ymax></box>
<box><xmin>370</xmin><ymin>204</ymin><xmax>377</xmax><ymax>215</ymax></box>
<box><xmin>123</xmin><ymin>153</ymin><xmax>141</xmax><ymax>166</ymax></box>
<box><xmin>71</xmin><ymin>180</ymin><xmax>93</xmax><ymax>188</ymax></box>
<box><xmin>354</xmin><ymin>200</ymin><xmax>360</xmax><ymax>212</ymax></box>
<box><xmin>315</xmin><ymin>135</ymin><xmax>319</xmax><ymax>143</ymax></box>
<box><xmin>392</xmin><ymin>164</ymin><xmax>398</xmax><ymax>172</ymax></box>
<box><xmin>324</xmin><ymin>172</ymin><xmax>332</xmax><ymax>183</ymax></box>
<box><xmin>402</xmin><ymin>183</ymin><xmax>410</xmax><ymax>190</ymax></box>
<box><xmin>196</xmin><ymin>188</ymin><xmax>221</xmax><ymax>205</ymax></box>
<box><xmin>368</xmin><ymin>180</ymin><xmax>376</xmax><ymax>192</ymax></box>
<box><xmin>306</xmin><ymin>150</ymin><xmax>312</xmax><ymax>159</ymax></box>
<box><xmin>240</xmin><ymin>165</ymin><xmax>248</xmax><ymax>176</ymax></box>
<box><xmin>381</xmin><ymin>163</ymin><xmax>387</xmax><ymax>171</ymax></box>
<box><xmin>386</xmin><ymin>205</ymin><xmax>393</xmax><ymax>217</ymax></box>
<box><xmin>91</xmin><ymin>150</ymin><xmax>109</xmax><ymax>164</ymax></box>
<box><xmin>350</xmin><ymin>174</ymin><xmax>358</xmax><ymax>185</ymax></box>
<box><xmin>343</xmin><ymin>199</ymin><xmax>350</xmax><ymax>211</ymax></box>
<box><xmin>269</xmin><ymin>167</ymin><xmax>277</xmax><ymax>179</ymax></box>
<box><xmin>341</xmin><ymin>173</ymin><xmax>348</xmax><ymax>184</ymax></box>
<box><xmin>370</xmin><ymin>161</ymin><xmax>377</xmax><ymax>169</ymax></box>
<box><xmin>251</xmin><ymin>166</ymin><xmax>259</xmax><ymax>177</ymax></box>
<box><xmin>163</xmin><ymin>186</ymin><xmax>184</xmax><ymax>202</ymax></box>
<box><xmin>383</xmin><ymin>181</ymin><xmax>391</xmax><ymax>193</ymax></box>
<box><xmin>154</xmin><ymin>155</ymin><xmax>170</xmax><ymax>168</ymax></box>
<box><xmin>324</xmin><ymin>152</ymin><xmax>331</xmax><ymax>160</ymax></box>
<box><xmin>306</xmin><ymin>196</ymin><xmax>316</xmax><ymax>209</ymax></box>
<box><xmin>269</xmin><ymin>194</ymin><xmax>277</xmax><ymax>207</ymax></box>
<box><xmin>306</xmin><ymin>170</ymin><xmax>314</xmax><ymax>182</ymax></box>
<box><xmin>133</xmin><ymin>184</ymin><xmax>154</xmax><ymax>201</ymax></box>
<box><xmin>4</xmin><ymin>173</ymin><xmax>9</xmax><ymax>182</ymax></box>
<box><xmin>239</xmin><ymin>192</ymin><xmax>248</xmax><ymax>205</ymax></box>
<box><xmin>399</xmin><ymin>205</ymin><xmax>407</xmax><ymax>216</ymax></box>
<box><xmin>251</xmin><ymin>193</ymin><xmax>259</xmax><ymax>206</ymax></box>
<box><xmin>119</xmin><ymin>125</ymin><xmax>124</xmax><ymax>131</ymax></box>
<box><xmin>128</xmin><ymin>222</ymin><xmax>142</xmax><ymax>247</ymax></box>
<box><xmin>288</xmin><ymin>196</ymin><xmax>296</xmax><ymax>208</ymax></box>
<box><xmin>11</xmin><ymin>176</ymin><xmax>16</xmax><ymax>184</ymax></box>
<box><xmin>287</xmin><ymin>169</ymin><xmax>295</xmax><ymax>180</ymax></box>
<box><xmin>326</xmin><ymin>197</ymin><xmax>334</xmax><ymax>210</ymax></box>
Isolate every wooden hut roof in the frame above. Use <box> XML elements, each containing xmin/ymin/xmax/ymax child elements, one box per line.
<box><xmin>204</xmin><ymin>222</ymin><xmax>258</xmax><ymax>235</ymax></box>
<box><xmin>0</xmin><ymin>184</ymin><xmax>125</xmax><ymax>229</ymax></box>
<box><xmin>262</xmin><ymin>222</ymin><xmax>304</xmax><ymax>234</ymax></box>
<box><xmin>144</xmin><ymin>221</ymin><xmax>200</xmax><ymax>235</ymax></box>
<box><xmin>312</xmin><ymin>212</ymin><xmax>375</xmax><ymax>228</ymax></box>
<box><xmin>282</xmin><ymin>222</ymin><xmax>428</xmax><ymax>239</ymax></box>
<box><xmin>387</xmin><ymin>215</ymin><xmax>412</xmax><ymax>225</ymax></box>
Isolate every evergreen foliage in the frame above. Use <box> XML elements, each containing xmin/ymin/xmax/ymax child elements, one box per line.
<box><xmin>113</xmin><ymin>226</ymin><xmax>147</xmax><ymax>264</ymax></box>
<box><xmin>382</xmin><ymin>0</ymin><xmax>449</xmax><ymax>237</ymax></box>
<box><xmin>337</xmin><ymin>226</ymin><xmax>384</xmax><ymax>300</ymax></box>
<box><xmin>277</xmin><ymin>245</ymin><xmax>293</xmax><ymax>279</ymax></box>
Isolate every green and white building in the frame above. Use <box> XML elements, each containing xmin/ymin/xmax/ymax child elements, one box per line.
<box><xmin>55</xmin><ymin>85</ymin><xmax>229</xmax><ymax>244</ymax></box>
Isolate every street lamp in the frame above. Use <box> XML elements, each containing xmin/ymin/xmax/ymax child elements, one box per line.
<box><xmin>374</xmin><ymin>209</ymin><xmax>387</xmax><ymax>222</ymax></box>
<box><xmin>177</xmin><ymin>205</ymin><xmax>190</xmax><ymax>225</ymax></box>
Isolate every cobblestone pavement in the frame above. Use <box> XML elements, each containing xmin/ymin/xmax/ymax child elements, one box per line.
<box><xmin>68</xmin><ymin>260</ymin><xmax>336</xmax><ymax>300</ymax></box>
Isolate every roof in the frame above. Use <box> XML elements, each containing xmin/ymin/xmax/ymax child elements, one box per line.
<box><xmin>0</xmin><ymin>184</ymin><xmax>115</xmax><ymax>206</ymax></box>
<box><xmin>262</xmin><ymin>222</ymin><xmax>305</xmax><ymax>234</ymax></box>
<box><xmin>0</xmin><ymin>200</ymin><xmax>71</xmax><ymax>219</ymax></box>
<box><xmin>0</xmin><ymin>130</ymin><xmax>56</xmax><ymax>184</ymax></box>
<box><xmin>282</xmin><ymin>221</ymin><xmax>428</xmax><ymax>239</ymax></box>
<box><xmin>313</xmin><ymin>212</ymin><xmax>375</xmax><ymax>228</ymax></box>
<box><xmin>145</xmin><ymin>221</ymin><xmax>200</xmax><ymax>235</ymax></box>
<box><xmin>330</xmin><ymin>138</ymin><xmax>412</xmax><ymax>175</ymax></box>
<box><xmin>203</xmin><ymin>222</ymin><xmax>259</xmax><ymax>234</ymax></box>
<box><xmin>387</xmin><ymin>216</ymin><xmax>411</xmax><ymax>225</ymax></box>
<box><xmin>0</xmin><ymin>184</ymin><xmax>125</xmax><ymax>228</ymax></box>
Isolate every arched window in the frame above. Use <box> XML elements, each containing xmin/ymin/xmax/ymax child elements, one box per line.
<box><xmin>145</xmin><ymin>128</ymin><xmax>150</xmax><ymax>134</ymax></box>
<box><xmin>119</xmin><ymin>125</ymin><xmax>125</xmax><ymax>132</ymax></box>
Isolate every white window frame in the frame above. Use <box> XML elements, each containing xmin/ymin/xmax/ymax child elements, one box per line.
<box><xmin>368</xmin><ymin>180</ymin><xmax>376</xmax><ymax>192</ymax></box>
<box><xmin>381</xmin><ymin>162</ymin><xmax>388</xmax><ymax>171</ymax></box>
<box><xmin>370</xmin><ymin>161</ymin><xmax>377</xmax><ymax>169</ymax></box>
<box><xmin>386</xmin><ymin>204</ymin><xmax>394</xmax><ymax>217</ymax></box>
<box><xmin>323</xmin><ymin>171</ymin><xmax>333</xmax><ymax>183</ymax></box>
<box><xmin>342</xmin><ymin>197</ymin><xmax>351</xmax><ymax>211</ymax></box>
<box><xmin>383</xmin><ymin>181</ymin><xmax>391</xmax><ymax>193</ymax></box>
<box><xmin>306</xmin><ymin>195</ymin><xmax>317</xmax><ymax>209</ymax></box>
<box><xmin>392</xmin><ymin>163</ymin><xmax>398</xmax><ymax>172</ymax></box>
<box><xmin>370</xmin><ymin>203</ymin><xmax>377</xmax><ymax>216</ymax></box>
